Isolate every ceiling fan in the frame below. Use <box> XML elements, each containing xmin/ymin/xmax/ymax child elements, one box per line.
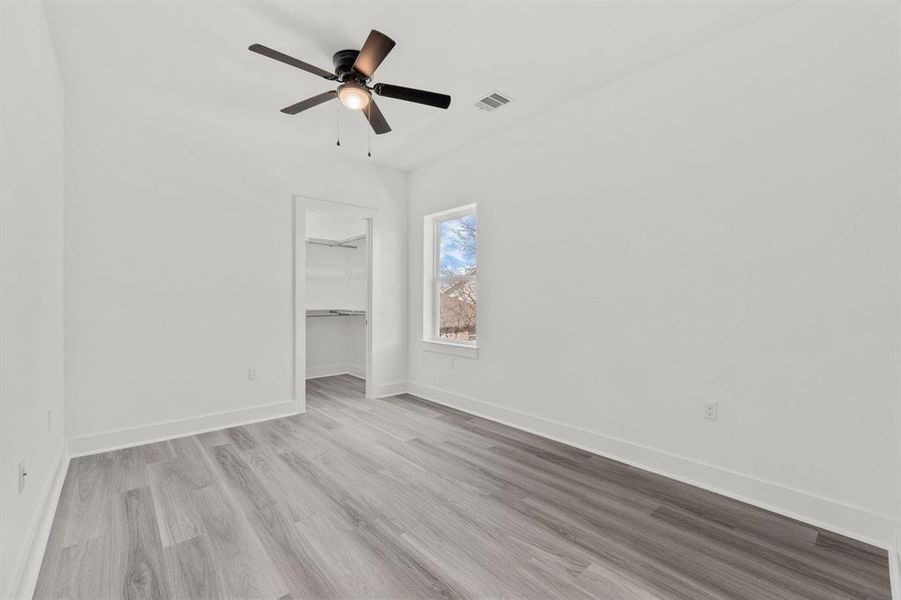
<box><xmin>249</xmin><ymin>30</ymin><xmax>451</xmax><ymax>135</ymax></box>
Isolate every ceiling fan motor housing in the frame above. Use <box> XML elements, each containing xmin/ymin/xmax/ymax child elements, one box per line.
<box><xmin>333</xmin><ymin>49</ymin><xmax>362</xmax><ymax>81</ymax></box>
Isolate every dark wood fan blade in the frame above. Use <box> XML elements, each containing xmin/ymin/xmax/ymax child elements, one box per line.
<box><xmin>249</xmin><ymin>44</ymin><xmax>337</xmax><ymax>80</ymax></box>
<box><xmin>281</xmin><ymin>91</ymin><xmax>337</xmax><ymax>114</ymax></box>
<box><xmin>374</xmin><ymin>83</ymin><xmax>451</xmax><ymax>109</ymax></box>
<box><xmin>362</xmin><ymin>99</ymin><xmax>391</xmax><ymax>134</ymax></box>
<box><xmin>352</xmin><ymin>30</ymin><xmax>395</xmax><ymax>78</ymax></box>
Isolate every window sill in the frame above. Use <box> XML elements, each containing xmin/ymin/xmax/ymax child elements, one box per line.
<box><xmin>420</xmin><ymin>339</ymin><xmax>479</xmax><ymax>359</ymax></box>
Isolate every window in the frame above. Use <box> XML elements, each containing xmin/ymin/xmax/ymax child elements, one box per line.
<box><xmin>436</xmin><ymin>211</ymin><xmax>477</xmax><ymax>342</ymax></box>
<box><xmin>423</xmin><ymin>205</ymin><xmax>477</xmax><ymax>352</ymax></box>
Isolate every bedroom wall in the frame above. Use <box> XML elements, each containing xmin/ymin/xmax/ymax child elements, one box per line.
<box><xmin>407</xmin><ymin>1</ymin><xmax>901</xmax><ymax>546</ymax></box>
<box><xmin>63</xmin><ymin>89</ymin><xmax>407</xmax><ymax>452</ymax></box>
<box><xmin>0</xmin><ymin>1</ymin><xmax>67</xmax><ymax>596</ymax></box>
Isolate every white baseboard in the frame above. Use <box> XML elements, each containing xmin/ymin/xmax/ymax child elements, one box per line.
<box><xmin>891</xmin><ymin>530</ymin><xmax>901</xmax><ymax>600</ymax></box>
<box><xmin>377</xmin><ymin>381</ymin><xmax>408</xmax><ymax>398</ymax></box>
<box><xmin>306</xmin><ymin>364</ymin><xmax>365</xmax><ymax>380</ymax></box>
<box><xmin>67</xmin><ymin>400</ymin><xmax>297</xmax><ymax>457</ymax></box>
<box><xmin>406</xmin><ymin>380</ymin><xmax>898</xmax><ymax>550</ymax></box>
<box><xmin>8</xmin><ymin>442</ymin><xmax>69</xmax><ymax>600</ymax></box>
<box><xmin>890</xmin><ymin>549</ymin><xmax>900</xmax><ymax>600</ymax></box>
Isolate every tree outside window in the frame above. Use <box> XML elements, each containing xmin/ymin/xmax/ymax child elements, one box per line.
<box><xmin>436</xmin><ymin>211</ymin><xmax>477</xmax><ymax>341</ymax></box>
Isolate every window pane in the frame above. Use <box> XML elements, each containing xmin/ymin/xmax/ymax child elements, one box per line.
<box><xmin>439</xmin><ymin>213</ymin><xmax>477</xmax><ymax>277</ymax></box>
<box><xmin>439</xmin><ymin>279</ymin><xmax>477</xmax><ymax>341</ymax></box>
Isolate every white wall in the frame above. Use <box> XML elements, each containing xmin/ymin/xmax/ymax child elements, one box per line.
<box><xmin>64</xmin><ymin>89</ymin><xmax>407</xmax><ymax>450</ymax></box>
<box><xmin>306</xmin><ymin>315</ymin><xmax>366</xmax><ymax>379</ymax></box>
<box><xmin>0</xmin><ymin>1</ymin><xmax>67</xmax><ymax>596</ymax></box>
<box><xmin>306</xmin><ymin>211</ymin><xmax>368</xmax><ymax>243</ymax></box>
<box><xmin>408</xmin><ymin>2</ymin><xmax>900</xmax><ymax>546</ymax></box>
<box><xmin>305</xmin><ymin>241</ymin><xmax>367</xmax><ymax>311</ymax></box>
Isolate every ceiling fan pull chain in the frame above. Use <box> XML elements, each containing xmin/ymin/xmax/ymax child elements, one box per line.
<box><xmin>367</xmin><ymin>103</ymin><xmax>372</xmax><ymax>158</ymax></box>
<box><xmin>336</xmin><ymin>100</ymin><xmax>341</xmax><ymax>146</ymax></box>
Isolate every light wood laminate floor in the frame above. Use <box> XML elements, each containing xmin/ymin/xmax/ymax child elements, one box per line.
<box><xmin>35</xmin><ymin>375</ymin><xmax>891</xmax><ymax>599</ymax></box>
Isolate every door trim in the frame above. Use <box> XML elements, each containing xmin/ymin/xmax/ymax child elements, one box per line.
<box><xmin>292</xmin><ymin>195</ymin><xmax>377</xmax><ymax>412</ymax></box>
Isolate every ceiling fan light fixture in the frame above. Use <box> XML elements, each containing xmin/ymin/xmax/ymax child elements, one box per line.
<box><xmin>338</xmin><ymin>82</ymin><xmax>371</xmax><ymax>110</ymax></box>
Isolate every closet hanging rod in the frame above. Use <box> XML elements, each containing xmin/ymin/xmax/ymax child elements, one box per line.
<box><xmin>306</xmin><ymin>234</ymin><xmax>366</xmax><ymax>249</ymax></box>
<box><xmin>305</xmin><ymin>309</ymin><xmax>366</xmax><ymax>317</ymax></box>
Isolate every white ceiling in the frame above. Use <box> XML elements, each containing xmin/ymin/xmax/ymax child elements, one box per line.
<box><xmin>43</xmin><ymin>1</ymin><xmax>792</xmax><ymax>170</ymax></box>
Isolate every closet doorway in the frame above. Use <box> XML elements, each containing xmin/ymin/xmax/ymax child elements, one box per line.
<box><xmin>293</xmin><ymin>196</ymin><xmax>375</xmax><ymax>412</ymax></box>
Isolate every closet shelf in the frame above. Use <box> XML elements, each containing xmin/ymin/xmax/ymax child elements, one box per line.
<box><xmin>306</xmin><ymin>309</ymin><xmax>366</xmax><ymax>317</ymax></box>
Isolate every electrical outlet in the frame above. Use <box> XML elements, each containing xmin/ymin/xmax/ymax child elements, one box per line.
<box><xmin>703</xmin><ymin>401</ymin><xmax>718</xmax><ymax>421</ymax></box>
<box><xmin>18</xmin><ymin>462</ymin><xmax>27</xmax><ymax>494</ymax></box>
<box><xmin>247</xmin><ymin>366</ymin><xmax>258</xmax><ymax>380</ymax></box>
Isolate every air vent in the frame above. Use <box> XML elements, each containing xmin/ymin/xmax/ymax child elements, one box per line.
<box><xmin>474</xmin><ymin>92</ymin><xmax>512</xmax><ymax>112</ymax></box>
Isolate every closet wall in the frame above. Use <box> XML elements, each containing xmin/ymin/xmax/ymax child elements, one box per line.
<box><xmin>305</xmin><ymin>241</ymin><xmax>367</xmax><ymax>311</ymax></box>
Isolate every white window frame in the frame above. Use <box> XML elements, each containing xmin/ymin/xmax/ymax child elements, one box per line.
<box><xmin>421</xmin><ymin>203</ymin><xmax>478</xmax><ymax>358</ymax></box>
